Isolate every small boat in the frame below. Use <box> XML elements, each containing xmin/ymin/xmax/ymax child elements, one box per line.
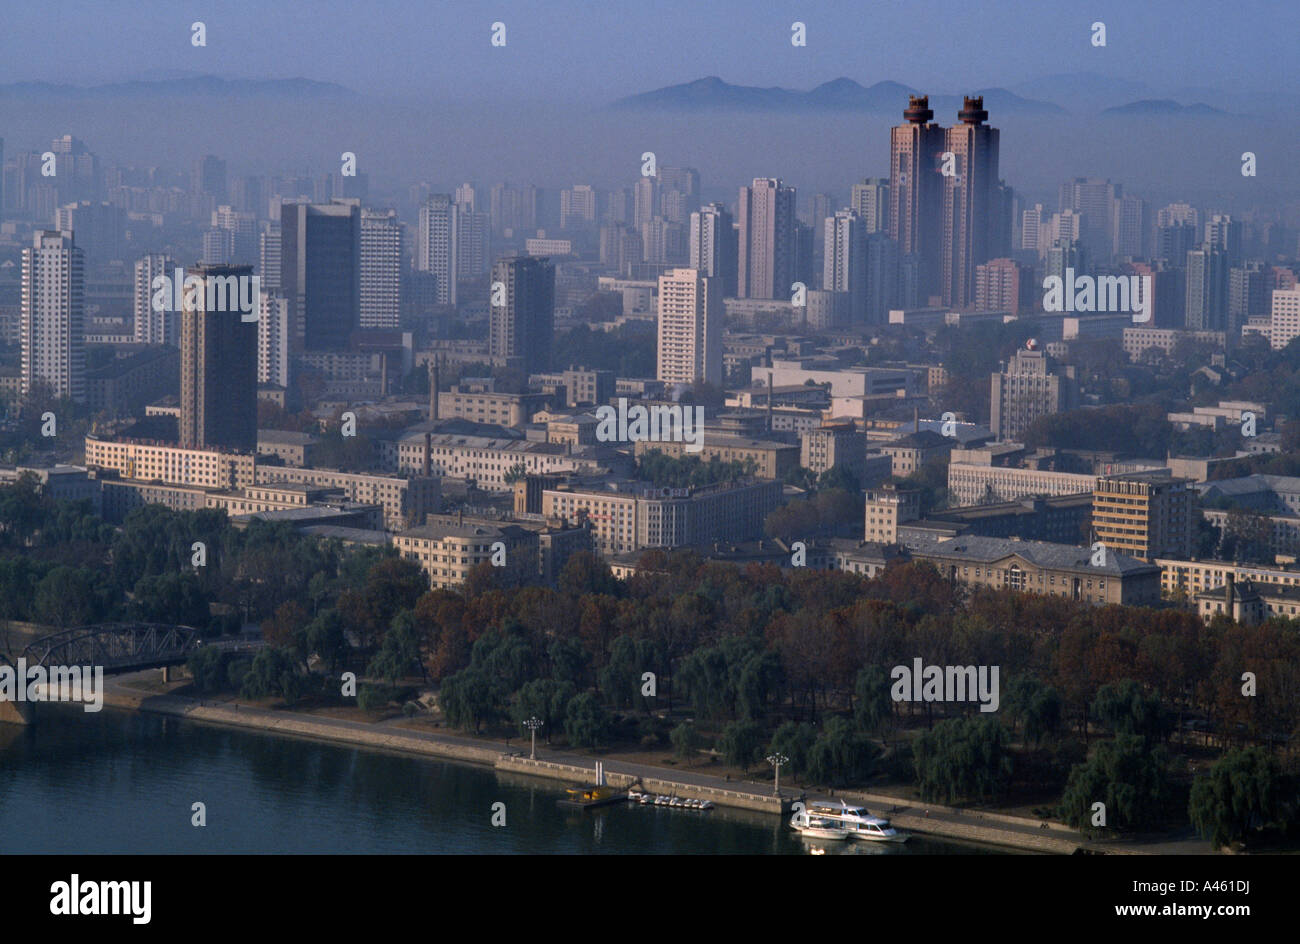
<box><xmin>789</xmin><ymin>810</ymin><xmax>851</xmax><ymax>841</ymax></box>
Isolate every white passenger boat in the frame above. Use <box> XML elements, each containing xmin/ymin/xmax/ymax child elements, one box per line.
<box><xmin>805</xmin><ymin>801</ymin><xmax>909</xmax><ymax>843</ymax></box>
<box><xmin>789</xmin><ymin>809</ymin><xmax>851</xmax><ymax>841</ymax></box>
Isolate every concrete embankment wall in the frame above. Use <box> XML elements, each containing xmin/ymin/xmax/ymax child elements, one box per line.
<box><xmin>101</xmin><ymin>688</ymin><xmax>500</xmax><ymax>766</ymax></box>
<box><xmin>497</xmin><ymin>755</ymin><xmax>791</xmax><ymax>815</ymax></box>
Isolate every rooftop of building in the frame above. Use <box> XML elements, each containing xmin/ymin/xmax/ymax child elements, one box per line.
<box><xmin>920</xmin><ymin>535</ymin><xmax>1158</xmax><ymax>577</ymax></box>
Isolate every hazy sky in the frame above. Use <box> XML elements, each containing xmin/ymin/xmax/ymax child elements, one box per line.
<box><xmin>2</xmin><ymin>0</ymin><xmax>1293</xmax><ymax>101</ymax></box>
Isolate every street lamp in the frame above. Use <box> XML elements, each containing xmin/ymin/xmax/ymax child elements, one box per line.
<box><xmin>766</xmin><ymin>752</ymin><xmax>789</xmax><ymax>797</ymax></box>
<box><xmin>522</xmin><ymin>717</ymin><xmax>543</xmax><ymax>760</ymax></box>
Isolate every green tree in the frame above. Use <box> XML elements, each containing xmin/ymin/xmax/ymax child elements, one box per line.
<box><xmin>768</xmin><ymin>720</ymin><xmax>816</xmax><ymax>777</ymax></box>
<box><xmin>670</xmin><ymin>721</ymin><xmax>703</xmax><ymax>765</ymax></box>
<box><xmin>913</xmin><ymin>716</ymin><xmax>1013</xmax><ymax>804</ymax></box>
<box><xmin>187</xmin><ymin>646</ymin><xmax>227</xmax><ymax>693</ymax></box>
<box><xmin>1003</xmin><ymin>676</ymin><xmax>1062</xmax><ymax>748</ymax></box>
<box><xmin>564</xmin><ymin>692</ymin><xmax>611</xmax><ymax>749</ymax></box>
<box><xmin>512</xmin><ymin>678</ymin><xmax>576</xmax><ymax>742</ymax></box>
<box><xmin>854</xmin><ymin>666</ymin><xmax>893</xmax><ymax>734</ymax></box>
<box><xmin>807</xmin><ymin>717</ymin><xmax>879</xmax><ymax>787</ymax></box>
<box><xmin>1091</xmin><ymin>680</ymin><xmax>1169</xmax><ymax>741</ymax></box>
<box><xmin>439</xmin><ymin>667</ymin><xmax>500</xmax><ymax>732</ymax></box>
<box><xmin>1058</xmin><ymin>733</ymin><xmax>1173</xmax><ymax>833</ymax></box>
<box><xmin>718</xmin><ymin>719</ymin><xmax>766</xmax><ymax>771</ymax></box>
<box><xmin>1189</xmin><ymin>747</ymin><xmax>1287</xmax><ymax>849</ymax></box>
<box><xmin>240</xmin><ymin>647</ymin><xmax>299</xmax><ymax>699</ymax></box>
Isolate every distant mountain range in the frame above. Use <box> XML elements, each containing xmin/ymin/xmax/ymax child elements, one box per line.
<box><xmin>0</xmin><ymin>75</ymin><xmax>356</xmax><ymax>100</ymax></box>
<box><xmin>1101</xmin><ymin>99</ymin><xmax>1228</xmax><ymax>117</ymax></box>
<box><xmin>609</xmin><ymin>76</ymin><xmax>1066</xmax><ymax>115</ymax></box>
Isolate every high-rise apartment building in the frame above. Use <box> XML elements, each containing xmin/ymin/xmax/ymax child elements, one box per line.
<box><xmin>1059</xmin><ymin>177</ymin><xmax>1119</xmax><ymax>264</ymax></box>
<box><xmin>689</xmin><ymin>202</ymin><xmax>738</xmax><ymax>297</ymax></box>
<box><xmin>975</xmin><ymin>257</ymin><xmax>1032</xmax><ymax>314</ymax></box>
<box><xmin>417</xmin><ymin>194</ymin><xmax>458</xmax><ymax>306</ymax></box>
<box><xmin>193</xmin><ymin>155</ymin><xmax>228</xmax><ymax>203</ymax></box>
<box><xmin>489</xmin><ymin>256</ymin><xmax>555</xmax><ymax>373</ymax></box>
<box><xmin>54</xmin><ymin>200</ymin><xmax>125</xmax><ymax>265</ymax></box>
<box><xmin>1185</xmin><ymin>245</ymin><xmax>1229</xmax><ymax>331</ymax></box>
<box><xmin>1269</xmin><ymin>285</ymin><xmax>1300</xmax><ymax>350</ymax></box>
<box><xmin>21</xmin><ymin>231</ymin><xmax>85</xmax><ymax>401</ymax></box>
<box><xmin>134</xmin><ymin>253</ymin><xmax>177</xmax><ymax>345</ymax></box>
<box><xmin>851</xmin><ymin>178</ymin><xmax>890</xmax><ymax>234</ymax></box>
<box><xmin>456</xmin><ymin>206</ymin><xmax>491</xmax><ymax>279</ymax></box>
<box><xmin>560</xmin><ymin>185</ymin><xmax>598</xmax><ymax>230</ymax></box>
<box><xmin>179</xmin><ymin>264</ymin><xmax>257</xmax><ymax>453</ymax></box>
<box><xmin>823</xmin><ymin>209</ymin><xmax>867</xmax><ymax>322</ymax></box>
<box><xmin>656</xmin><ymin>268</ymin><xmax>722</xmax><ymax>386</ymax></box>
<box><xmin>279</xmin><ymin>199</ymin><xmax>361</xmax><ymax>351</ymax></box>
<box><xmin>738</xmin><ymin>178</ymin><xmax>796</xmax><ymax>299</ymax></box>
<box><xmin>1228</xmin><ymin>262</ymin><xmax>1268</xmax><ymax>337</ymax></box>
<box><xmin>360</xmin><ymin>208</ymin><xmax>403</xmax><ymax>329</ymax></box>
<box><xmin>257</xmin><ymin>290</ymin><xmax>292</xmax><ymax>389</ymax></box>
<box><xmin>890</xmin><ymin>96</ymin><xmax>946</xmax><ymax>304</ymax></box>
<box><xmin>941</xmin><ymin>97</ymin><xmax>1001</xmax><ymax>308</ymax></box>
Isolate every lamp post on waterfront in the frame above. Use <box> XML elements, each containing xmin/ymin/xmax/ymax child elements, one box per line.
<box><xmin>766</xmin><ymin>752</ymin><xmax>788</xmax><ymax>797</ymax></box>
<box><xmin>523</xmin><ymin>717</ymin><xmax>543</xmax><ymax>760</ymax></box>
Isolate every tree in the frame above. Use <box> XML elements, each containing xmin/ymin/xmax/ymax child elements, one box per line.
<box><xmin>1091</xmin><ymin>680</ymin><xmax>1169</xmax><ymax>741</ymax></box>
<box><xmin>187</xmin><ymin>646</ymin><xmax>227</xmax><ymax>693</ymax></box>
<box><xmin>564</xmin><ymin>692</ymin><xmax>611</xmax><ymax>749</ymax></box>
<box><xmin>439</xmin><ymin>667</ymin><xmax>500</xmax><ymax>732</ymax></box>
<box><xmin>807</xmin><ymin>717</ymin><xmax>879</xmax><ymax>787</ymax></box>
<box><xmin>1189</xmin><ymin>747</ymin><xmax>1287</xmax><ymax>849</ymax></box>
<box><xmin>913</xmin><ymin>716</ymin><xmax>1013</xmax><ymax>804</ymax></box>
<box><xmin>1059</xmin><ymin>733</ymin><xmax>1173</xmax><ymax>833</ymax></box>
<box><xmin>854</xmin><ymin>666</ymin><xmax>893</xmax><ymax>735</ymax></box>
<box><xmin>1003</xmin><ymin>676</ymin><xmax>1062</xmax><ymax>748</ymax></box>
<box><xmin>367</xmin><ymin>609</ymin><xmax>424</xmax><ymax>684</ymax></box>
<box><xmin>240</xmin><ymin>647</ymin><xmax>300</xmax><ymax>700</ymax></box>
<box><xmin>718</xmin><ymin>720</ymin><xmax>765</xmax><ymax>771</ymax></box>
<box><xmin>768</xmin><ymin>720</ymin><xmax>816</xmax><ymax>777</ymax></box>
<box><xmin>670</xmin><ymin>721</ymin><xmax>703</xmax><ymax>765</ymax></box>
<box><xmin>512</xmin><ymin>678</ymin><xmax>576</xmax><ymax>742</ymax></box>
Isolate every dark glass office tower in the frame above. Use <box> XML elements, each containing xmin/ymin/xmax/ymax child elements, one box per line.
<box><xmin>279</xmin><ymin>199</ymin><xmax>361</xmax><ymax>351</ymax></box>
<box><xmin>179</xmin><ymin>263</ymin><xmax>257</xmax><ymax>452</ymax></box>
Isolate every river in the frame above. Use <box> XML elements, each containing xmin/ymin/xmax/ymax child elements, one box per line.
<box><xmin>0</xmin><ymin>704</ymin><xmax>1008</xmax><ymax>855</ymax></box>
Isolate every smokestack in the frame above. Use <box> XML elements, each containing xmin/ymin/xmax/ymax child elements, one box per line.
<box><xmin>428</xmin><ymin>356</ymin><xmax>440</xmax><ymax>421</ymax></box>
<box><xmin>424</xmin><ymin>432</ymin><xmax>431</xmax><ymax>477</ymax></box>
<box><xmin>380</xmin><ymin>352</ymin><xmax>388</xmax><ymax>397</ymax></box>
<box><xmin>1225</xmin><ymin>573</ymin><xmax>1236</xmax><ymax>614</ymax></box>
<box><xmin>913</xmin><ymin>405</ymin><xmax>919</xmax><ymax>433</ymax></box>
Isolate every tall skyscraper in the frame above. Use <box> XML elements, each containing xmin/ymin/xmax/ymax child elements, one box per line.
<box><xmin>212</xmin><ymin>205</ymin><xmax>258</xmax><ymax>262</ymax></box>
<box><xmin>360</xmin><ymin>208</ymin><xmax>403</xmax><ymax>329</ymax></box>
<box><xmin>657</xmin><ymin>167</ymin><xmax>701</xmax><ymax>224</ymax></box>
<box><xmin>21</xmin><ymin>231</ymin><xmax>85</xmax><ymax>401</ymax></box>
<box><xmin>259</xmin><ymin>223</ymin><xmax>281</xmax><ymax>292</ymax></box>
<box><xmin>417</xmin><ymin>194</ymin><xmax>458</xmax><ymax>305</ymax></box>
<box><xmin>851</xmin><ymin>178</ymin><xmax>890</xmax><ymax>234</ymax></box>
<box><xmin>1228</xmin><ymin>262</ymin><xmax>1268</xmax><ymax>336</ymax></box>
<box><xmin>1185</xmin><ymin>246</ymin><xmax>1230</xmax><ymax>331</ymax></box>
<box><xmin>489</xmin><ymin>256</ymin><xmax>555</xmax><ymax>373</ymax></box>
<box><xmin>633</xmin><ymin>177</ymin><xmax>658</xmax><ymax>230</ymax></box>
<box><xmin>975</xmin><ymin>257</ymin><xmax>1032</xmax><ymax>314</ymax></box>
<box><xmin>54</xmin><ymin>200</ymin><xmax>125</xmax><ymax>265</ymax></box>
<box><xmin>738</xmin><ymin>178</ymin><xmax>796</xmax><ymax>299</ymax></box>
<box><xmin>657</xmin><ymin>268</ymin><xmax>722</xmax><ymax>386</ymax></box>
<box><xmin>941</xmin><ymin>96</ymin><xmax>1000</xmax><ymax>307</ymax></box>
<box><xmin>1111</xmin><ymin>193</ymin><xmax>1149</xmax><ymax>259</ymax></box>
<box><xmin>863</xmin><ymin>232</ymin><xmax>900</xmax><ymax>324</ymax></box>
<box><xmin>193</xmin><ymin>155</ymin><xmax>227</xmax><ymax>203</ymax></box>
<box><xmin>889</xmin><ymin>96</ymin><xmax>946</xmax><ymax>303</ymax></box>
<box><xmin>823</xmin><ymin>209</ymin><xmax>867</xmax><ymax>322</ymax></box>
<box><xmin>1021</xmin><ymin>204</ymin><xmax>1048</xmax><ymax>254</ymax></box>
<box><xmin>1205</xmin><ymin>214</ymin><xmax>1243</xmax><ymax>265</ymax></box>
<box><xmin>258</xmin><ymin>290</ymin><xmax>292</xmax><ymax>389</ymax></box>
<box><xmin>1059</xmin><ymin>177</ymin><xmax>1120</xmax><ymax>264</ymax></box>
<box><xmin>560</xmin><ymin>185</ymin><xmax>598</xmax><ymax>230</ymax></box>
<box><xmin>280</xmin><ymin>199</ymin><xmax>361</xmax><ymax>351</ymax></box>
<box><xmin>134</xmin><ymin>253</ymin><xmax>177</xmax><ymax>345</ymax></box>
<box><xmin>1157</xmin><ymin>222</ymin><xmax>1198</xmax><ymax>265</ymax></box>
<box><xmin>457</xmin><ymin>206</ymin><xmax>491</xmax><ymax>279</ymax></box>
<box><xmin>689</xmin><ymin>203</ymin><xmax>738</xmax><ymax>297</ymax></box>
<box><xmin>179</xmin><ymin>263</ymin><xmax>257</xmax><ymax>452</ymax></box>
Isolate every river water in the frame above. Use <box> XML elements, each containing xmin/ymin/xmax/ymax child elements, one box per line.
<box><xmin>0</xmin><ymin>704</ymin><xmax>1008</xmax><ymax>855</ymax></box>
